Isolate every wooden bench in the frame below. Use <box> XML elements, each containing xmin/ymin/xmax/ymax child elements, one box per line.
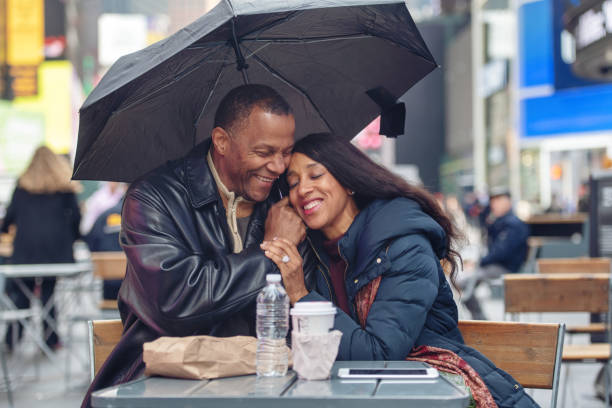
<box><xmin>89</xmin><ymin>319</ymin><xmax>123</xmax><ymax>381</ymax></box>
<box><xmin>459</xmin><ymin>320</ymin><xmax>564</xmax><ymax>408</ymax></box>
<box><xmin>90</xmin><ymin>252</ymin><xmax>127</xmax><ymax>310</ymax></box>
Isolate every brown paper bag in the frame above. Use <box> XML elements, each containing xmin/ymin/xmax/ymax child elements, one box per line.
<box><xmin>143</xmin><ymin>335</ymin><xmax>258</xmax><ymax>380</ymax></box>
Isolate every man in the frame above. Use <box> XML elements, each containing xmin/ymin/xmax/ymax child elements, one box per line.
<box><xmin>461</xmin><ymin>189</ymin><xmax>529</xmax><ymax>320</ymax></box>
<box><xmin>81</xmin><ymin>84</ymin><xmax>313</xmax><ymax>407</ymax></box>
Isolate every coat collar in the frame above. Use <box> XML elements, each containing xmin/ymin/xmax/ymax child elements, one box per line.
<box><xmin>183</xmin><ymin>139</ymin><xmax>219</xmax><ymax>208</ymax></box>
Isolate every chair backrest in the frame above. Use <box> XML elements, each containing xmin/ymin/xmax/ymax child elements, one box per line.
<box><xmin>89</xmin><ymin>319</ymin><xmax>123</xmax><ymax>381</ymax></box>
<box><xmin>458</xmin><ymin>320</ymin><xmax>565</xmax><ymax>407</ymax></box>
<box><xmin>536</xmin><ymin>257</ymin><xmax>611</xmax><ymax>274</ymax></box>
<box><xmin>90</xmin><ymin>251</ymin><xmax>127</xmax><ymax>280</ymax></box>
<box><xmin>504</xmin><ymin>273</ymin><xmax>609</xmax><ymax>314</ymax></box>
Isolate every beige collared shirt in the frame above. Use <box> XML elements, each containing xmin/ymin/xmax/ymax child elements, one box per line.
<box><xmin>206</xmin><ymin>150</ymin><xmax>253</xmax><ymax>253</ymax></box>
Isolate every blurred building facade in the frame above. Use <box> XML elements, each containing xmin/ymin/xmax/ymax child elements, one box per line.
<box><xmin>2</xmin><ymin>0</ymin><xmax>610</xmax><ymax>217</ymax></box>
<box><xmin>441</xmin><ymin>0</ymin><xmax>612</xmax><ymax>216</ymax></box>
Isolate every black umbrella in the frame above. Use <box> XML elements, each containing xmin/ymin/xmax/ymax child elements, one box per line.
<box><xmin>73</xmin><ymin>0</ymin><xmax>436</xmax><ymax>182</ymax></box>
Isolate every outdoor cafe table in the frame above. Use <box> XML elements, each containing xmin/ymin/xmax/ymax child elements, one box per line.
<box><xmin>0</xmin><ymin>262</ymin><xmax>92</xmax><ymax>365</ymax></box>
<box><xmin>91</xmin><ymin>360</ymin><xmax>470</xmax><ymax>408</ymax></box>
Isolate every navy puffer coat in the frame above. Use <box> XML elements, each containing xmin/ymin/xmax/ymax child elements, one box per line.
<box><xmin>300</xmin><ymin>198</ymin><xmax>539</xmax><ymax>408</ymax></box>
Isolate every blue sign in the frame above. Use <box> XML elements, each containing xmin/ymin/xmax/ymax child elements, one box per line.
<box><xmin>519</xmin><ymin>0</ymin><xmax>612</xmax><ymax>138</ymax></box>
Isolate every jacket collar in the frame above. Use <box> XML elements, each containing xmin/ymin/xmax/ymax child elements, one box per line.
<box><xmin>183</xmin><ymin>139</ymin><xmax>219</xmax><ymax>208</ymax></box>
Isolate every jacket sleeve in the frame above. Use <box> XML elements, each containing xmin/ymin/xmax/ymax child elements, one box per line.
<box><xmin>0</xmin><ymin>188</ymin><xmax>17</xmax><ymax>233</ymax></box>
<box><xmin>119</xmin><ymin>181</ymin><xmax>274</xmax><ymax>337</ymax></box>
<box><xmin>480</xmin><ymin>219</ymin><xmax>528</xmax><ymax>267</ymax></box>
<box><xmin>301</xmin><ymin>235</ymin><xmax>440</xmax><ymax>360</ymax></box>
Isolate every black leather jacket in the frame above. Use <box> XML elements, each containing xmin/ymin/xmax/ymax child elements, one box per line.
<box><xmin>82</xmin><ymin>140</ymin><xmax>314</xmax><ymax>407</ymax></box>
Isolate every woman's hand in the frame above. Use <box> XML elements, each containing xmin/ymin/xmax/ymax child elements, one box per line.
<box><xmin>261</xmin><ymin>237</ymin><xmax>309</xmax><ymax>305</ymax></box>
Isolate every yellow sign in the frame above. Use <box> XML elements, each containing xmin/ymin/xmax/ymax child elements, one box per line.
<box><xmin>11</xmin><ymin>61</ymin><xmax>74</xmax><ymax>154</ymax></box>
<box><xmin>8</xmin><ymin>65</ymin><xmax>38</xmax><ymax>97</ymax></box>
<box><xmin>0</xmin><ymin>0</ymin><xmax>6</xmax><ymax>64</ymax></box>
<box><xmin>5</xmin><ymin>0</ymin><xmax>44</xmax><ymax>66</ymax></box>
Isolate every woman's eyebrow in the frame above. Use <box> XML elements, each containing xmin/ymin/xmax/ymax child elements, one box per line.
<box><xmin>287</xmin><ymin>162</ymin><xmax>320</xmax><ymax>177</ymax></box>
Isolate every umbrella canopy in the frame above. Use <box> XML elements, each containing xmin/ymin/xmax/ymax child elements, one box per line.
<box><xmin>73</xmin><ymin>0</ymin><xmax>437</xmax><ymax>182</ymax></box>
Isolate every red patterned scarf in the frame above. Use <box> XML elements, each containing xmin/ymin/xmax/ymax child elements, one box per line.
<box><xmin>354</xmin><ymin>276</ymin><xmax>497</xmax><ymax>408</ymax></box>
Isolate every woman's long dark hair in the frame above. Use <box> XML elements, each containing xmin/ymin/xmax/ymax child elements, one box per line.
<box><xmin>292</xmin><ymin>133</ymin><xmax>462</xmax><ymax>288</ymax></box>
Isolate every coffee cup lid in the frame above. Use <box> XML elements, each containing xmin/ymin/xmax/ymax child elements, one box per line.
<box><xmin>290</xmin><ymin>301</ymin><xmax>336</xmax><ymax>316</ymax></box>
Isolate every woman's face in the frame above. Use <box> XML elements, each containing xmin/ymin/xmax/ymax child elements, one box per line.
<box><xmin>286</xmin><ymin>152</ymin><xmax>359</xmax><ymax>239</ymax></box>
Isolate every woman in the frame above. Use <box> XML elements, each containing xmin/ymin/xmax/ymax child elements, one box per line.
<box><xmin>261</xmin><ymin>133</ymin><xmax>538</xmax><ymax>408</ymax></box>
<box><xmin>1</xmin><ymin>146</ymin><xmax>81</xmax><ymax>349</ymax></box>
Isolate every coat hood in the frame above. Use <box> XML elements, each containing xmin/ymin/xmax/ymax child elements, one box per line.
<box><xmin>340</xmin><ymin>198</ymin><xmax>447</xmax><ymax>277</ymax></box>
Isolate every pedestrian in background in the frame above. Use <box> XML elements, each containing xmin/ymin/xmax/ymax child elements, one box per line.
<box><xmin>460</xmin><ymin>188</ymin><xmax>529</xmax><ymax>320</ymax></box>
<box><xmin>80</xmin><ymin>182</ymin><xmax>126</xmax><ymax>236</ymax></box>
<box><xmin>84</xmin><ymin>196</ymin><xmax>124</xmax><ymax>301</ymax></box>
<box><xmin>0</xmin><ymin>146</ymin><xmax>81</xmax><ymax>350</ymax></box>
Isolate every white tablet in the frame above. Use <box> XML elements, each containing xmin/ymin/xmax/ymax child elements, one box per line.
<box><xmin>337</xmin><ymin>367</ymin><xmax>439</xmax><ymax>379</ymax></box>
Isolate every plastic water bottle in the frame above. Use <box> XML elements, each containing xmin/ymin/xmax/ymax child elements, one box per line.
<box><xmin>256</xmin><ymin>274</ymin><xmax>289</xmax><ymax>377</ymax></box>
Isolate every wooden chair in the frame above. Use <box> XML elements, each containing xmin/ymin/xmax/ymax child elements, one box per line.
<box><xmin>64</xmin><ymin>254</ymin><xmax>124</xmax><ymax>387</ymax></box>
<box><xmin>90</xmin><ymin>251</ymin><xmax>127</xmax><ymax>310</ymax></box>
<box><xmin>536</xmin><ymin>257</ymin><xmax>611</xmax><ymax>275</ymax></box>
<box><xmin>535</xmin><ymin>258</ymin><xmax>611</xmax><ymax>336</ymax></box>
<box><xmin>458</xmin><ymin>320</ymin><xmax>564</xmax><ymax>408</ymax></box>
<box><xmin>88</xmin><ymin>319</ymin><xmax>123</xmax><ymax>381</ymax></box>
<box><xmin>504</xmin><ymin>273</ymin><xmax>612</xmax><ymax>405</ymax></box>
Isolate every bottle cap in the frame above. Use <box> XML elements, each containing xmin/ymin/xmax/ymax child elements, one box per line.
<box><xmin>266</xmin><ymin>274</ymin><xmax>282</xmax><ymax>283</ymax></box>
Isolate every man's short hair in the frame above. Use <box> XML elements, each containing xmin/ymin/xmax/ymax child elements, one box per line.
<box><xmin>214</xmin><ymin>84</ymin><xmax>292</xmax><ymax>133</ymax></box>
<box><xmin>489</xmin><ymin>186</ymin><xmax>511</xmax><ymax>200</ymax></box>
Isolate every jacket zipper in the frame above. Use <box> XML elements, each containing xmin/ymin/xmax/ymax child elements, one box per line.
<box><xmin>306</xmin><ymin>236</ymin><xmax>335</xmax><ymax>303</ymax></box>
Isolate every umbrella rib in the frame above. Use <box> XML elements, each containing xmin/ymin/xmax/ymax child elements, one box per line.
<box><xmin>194</xmin><ymin>61</ymin><xmax>229</xmax><ymax>132</ymax></box>
<box><xmin>242</xmin><ymin>33</ymin><xmax>373</xmax><ymax>44</ymax></box>
<box><xmin>250</xmin><ymin>53</ymin><xmax>333</xmax><ymax>133</ymax></box>
<box><xmin>240</xmin><ymin>10</ymin><xmax>302</xmax><ymax>40</ymax></box>
<box><xmin>113</xmin><ymin>48</ymin><xmax>231</xmax><ymax>114</ymax></box>
<box><xmin>243</xmin><ymin>33</ymin><xmax>434</xmax><ymax>63</ymax></box>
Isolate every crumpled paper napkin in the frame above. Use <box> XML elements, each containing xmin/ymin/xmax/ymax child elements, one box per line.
<box><xmin>291</xmin><ymin>330</ymin><xmax>342</xmax><ymax>380</ymax></box>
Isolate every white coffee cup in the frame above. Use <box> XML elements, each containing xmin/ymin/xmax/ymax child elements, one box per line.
<box><xmin>290</xmin><ymin>301</ymin><xmax>336</xmax><ymax>334</ymax></box>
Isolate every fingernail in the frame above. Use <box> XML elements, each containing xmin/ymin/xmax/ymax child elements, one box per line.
<box><xmin>261</xmin><ymin>242</ymin><xmax>267</xmax><ymax>248</ymax></box>
<box><xmin>273</xmin><ymin>237</ymin><xmax>278</xmax><ymax>241</ymax></box>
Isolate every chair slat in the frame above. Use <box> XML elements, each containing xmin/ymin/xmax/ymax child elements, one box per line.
<box><xmin>504</xmin><ymin>274</ymin><xmax>609</xmax><ymax>314</ymax></box>
<box><xmin>537</xmin><ymin>258</ymin><xmax>611</xmax><ymax>274</ymax></box>
<box><xmin>562</xmin><ymin>344</ymin><xmax>610</xmax><ymax>362</ymax></box>
<box><xmin>92</xmin><ymin>319</ymin><xmax>123</xmax><ymax>376</ymax></box>
<box><xmin>91</xmin><ymin>252</ymin><xmax>127</xmax><ymax>280</ymax></box>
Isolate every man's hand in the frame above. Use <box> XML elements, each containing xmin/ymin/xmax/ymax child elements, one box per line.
<box><xmin>264</xmin><ymin>197</ymin><xmax>306</xmax><ymax>245</ymax></box>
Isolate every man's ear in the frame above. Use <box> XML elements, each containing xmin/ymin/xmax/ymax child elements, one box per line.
<box><xmin>211</xmin><ymin>127</ymin><xmax>229</xmax><ymax>156</ymax></box>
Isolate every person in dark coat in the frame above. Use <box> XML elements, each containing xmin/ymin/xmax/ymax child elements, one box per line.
<box><xmin>262</xmin><ymin>134</ymin><xmax>538</xmax><ymax>407</ymax></box>
<box><xmin>81</xmin><ymin>84</ymin><xmax>316</xmax><ymax>408</ymax></box>
<box><xmin>461</xmin><ymin>189</ymin><xmax>529</xmax><ymax>320</ymax></box>
<box><xmin>1</xmin><ymin>146</ymin><xmax>81</xmax><ymax>349</ymax></box>
<box><xmin>84</xmin><ymin>198</ymin><xmax>124</xmax><ymax>300</ymax></box>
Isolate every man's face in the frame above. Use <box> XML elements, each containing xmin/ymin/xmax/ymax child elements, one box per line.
<box><xmin>490</xmin><ymin>195</ymin><xmax>512</xmax><ymax>218</ymax></box>
<box><xmin>221</xmin><ymin>106</ymin><xmax>295</xmax><ymax>202</ymax></box>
